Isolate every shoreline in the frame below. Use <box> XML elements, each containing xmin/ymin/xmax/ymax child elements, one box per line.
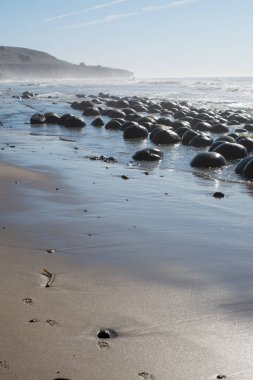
<box><xmin>1</xmin><ymin>81</ymin><xmax>253</xmax><ymax>379</ymax></box>
<box><xmin>1</xmin><ymin>159</ymin><xmax>253</xmax><ymax>379</ymax></box>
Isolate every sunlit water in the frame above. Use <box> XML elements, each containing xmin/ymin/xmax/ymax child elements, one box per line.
<box><xmin>1</xmin><ymin>77</ymin><xmax>253</xmax><ymax>185</ymax></box>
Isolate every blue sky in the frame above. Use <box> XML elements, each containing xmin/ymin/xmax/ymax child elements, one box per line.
<box><xmin>1</xmin><ymin>0</ymin><xmax>253</xmax><ymax>78</ymax></box>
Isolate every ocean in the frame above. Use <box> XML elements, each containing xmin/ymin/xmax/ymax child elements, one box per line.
<box><xmin>1</xmin><ymin>76</ymin><xmax>253</xmax><ymax>183</ymax></box>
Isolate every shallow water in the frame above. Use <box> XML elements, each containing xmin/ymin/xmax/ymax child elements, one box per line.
<box><xmin>0</xmin><ymin>78</ymin><xmax>253</xmax><ymax>270</ymax></box>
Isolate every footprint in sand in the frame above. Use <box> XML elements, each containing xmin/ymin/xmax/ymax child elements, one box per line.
<box><xmin>98</xmin><ymin>341</ymin><xmax>109</xmax><ymax>349</ymax></box>
<box><xmin>22</xmin><ymin>297</ymin><xmax>33</xmax><ymax>304</ymax></box>
<box><xmin>138</xmin><ymin>372</ymin><xmax>154</xmax><ymax>379</ymax></box>
<box><xmin>0</xmin><ymin>361</ymin><xmax>10</xmax><ymax>369</ymax></box>
<box><xmin>46</xmin><ymin>319</ymin><xmax>59</xmax><ymax>326</ymax></box>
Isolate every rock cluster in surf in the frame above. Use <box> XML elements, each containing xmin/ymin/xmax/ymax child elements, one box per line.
<box><xmin>29</xmin><ymin>92</ymin><xmax>253</xmax><ymax>180</ymax></box>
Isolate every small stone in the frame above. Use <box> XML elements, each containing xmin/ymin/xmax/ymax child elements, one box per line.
<box><xmin>213</xmin><ymin>192</ymin><xmax>225</xmax><ymax>198</ymax></box>
<box><xmin>29</xmin><ymin>318</ymin><xmax>40</xmax><ymax>323</ymax></box>
<box><xmin>97</xmin><ymin>328</ymin><xmax>117</xmax><ymax>339</ymax></box>
<box><xmin>217</xmin><ymin>375</ymin><xmax>226</xmax><ymax>379</ymax></box>
<box><xmin>47</xmin><ymin>249</ymin><xmax>55</xmax><ymax>254</ymax></box>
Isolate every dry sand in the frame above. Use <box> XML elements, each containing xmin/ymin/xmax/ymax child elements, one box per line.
<box><xmin>1</xmin><ymin>160</ymin><xmax>253</xmax><ymax>380</ymax></box>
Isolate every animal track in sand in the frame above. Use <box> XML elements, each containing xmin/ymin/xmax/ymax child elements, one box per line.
<box><xmin>0</xmin><ymin>360</ymin><xmax>10</xmax><ymax>369</ymax></box>
<box><xmin>46</xmin><ymin>319</ymin><xmax>59</xmax><ymax>326</ymax></box>
<box><xmin>98</xmin><ymin>341</ymin><xmax>109</xmax><ymax>349</ymax></box>
<box><xmin>138</xmin><ymin>372</ymin><xmax>154</xmax><ymax>379</ymax></box>
<box><xmin>22</xmin><ymin>297</ymin><xmax>33</xmax><ymax>304</ymax></box>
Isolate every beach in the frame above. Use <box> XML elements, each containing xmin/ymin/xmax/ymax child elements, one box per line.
<box><xmin>1</xmin><ymin>80</ymin><xmax>253</xmax><ymax>379</ymax></box>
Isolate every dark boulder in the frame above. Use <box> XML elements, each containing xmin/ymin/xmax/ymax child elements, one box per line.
<box><xmin>116</xmin><ymin>99</ymin><xmax>130</xmax><ymax>108</ymax></box>
<box><xmin>44</xmin><ymin>112</ymin><xmax>61</xmax><ymax>124</ymax></box>
<box><xmin>213</xmin><ymin>142</ymin><xmax>248</xmax><ymax>160</ymax></box>
<box><xmin>82</xmin><ymin>107</ymin><xmax>100</xmax><ymax>116</ymax></box>
<box><xmin>242</xmin><ymin>158</ymin><xmax>253</xmax><ymax>179</ymax></box>
<box><xmin>215</xmin><ymin>135</ymin><xmax>235</xmax><ymax>143</ymax></box>
<box><xmin>172</xmin><ymin>120</ymin><xmax>191</xmax><ymax>131</ymax></box>
<box><xmin>91</xmin><ymin>117</ymin><xmax>105</xmax><ymax>127</ymax></box>
<box><xmin>190</xmin><ymin>152</ymin><xmax>226</xmax><ymax>168</ymax></box>
<box><xmin>182</xmin><ymin>129</ymin><xmax>199</xmax><ymax>145</ymax></box>
<box><xmin>105</xmin><ymin>119</ymin><xmax>122</xmax><ymax>130</ymax></box>
<box><xmin>30</xmin><ymin>113</ymin><xmax>46</xmax><ymax>124</ymax></box>
<box><xmin>211</xmin><ymin>123</ymin><xmax>229</xmax><ymax>133</ymax></box>
<box><xmin>123</xmin><ymin>125</ymin><xmax>148</xmax><ymax>139</ymax></box>
<box><xmin>244</xmin><ymin>123</ymin><xmax>253</xmax><ymax>132</ymax></box>
<box><xmin>132</xmin><ymin>148</ymin><xmax>163</xmax><ymax>161</ymax></box>
<box><xmin>107</xmin><ymin>109</ymin><xmax>126</xmax><ymax>119</ymax></box>
<box><xmin>235</xmin><ymin>155</ymin><xmax>253</xmax><ymax>174</ymax></box>
<box><xmin>175</xmin><ymin>126</ymin><xmax>191</xmax><ymax>138</ymax></box>
<box><xmin>64</xmin><ymin>116</ymin><xmax>86</xmax><ymax>128</ymax></box>
<box><xmin>152</xmin><ymin>129</ymin><xmax>181</xmax><ymax>145</ymax></box>
<box><xmin>235</xmin><ymin>137</ymin><xmax>253</xmax><ymax>153</ymax></box>
<box><xmin>156</xmin><ymin>117</ymin><xmax>172</xmax><ymax>127</ymax></box>
<box><xmin>189</xmin><ymin>134</ymin><xmax>213</xmax><ymax>147</ymax></box>
<box><xmin>120</xmin><ymin>121</ymin><xmax>139</xmax><ymax>131</ymax></box>
<box><xmin>193</xmin><ymin>121</ymin><xmax>213</xmax><ymax>132</ymax></box>
<box><xmin>59</xmin><ymin>113</ymin><xmax>73</xmax><ymax>125</ymax></box>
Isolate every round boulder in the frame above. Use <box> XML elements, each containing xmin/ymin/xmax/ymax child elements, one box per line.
<box><xmin>213</xmin><ymin>142</ymin><xmax>248</xmax><ymax>160</ymax></box>
<box><xmin>123</xmin><ymin>125</ymin><xmax>148</xmax><ymax>139</ymax></box>
<box><xmin>212</xmin><ymin>123</ymin><xmax>229</xmax><ymax>133</ymax></box>
<box><xmin>235</xmin><ymin>136</ymin><xmax>253</xmax><ymax>153</ymax></box>
<box><xmin>190</xmin><ymin>152</ymin><xmax>227</xmax><ymax>168</ymax></box>
<box><xmin>30</xmin><ymin>113</ymin><xmax>46</xmax><ymax>124</ymax></box>
<box><xmin>189</xmin><ymin>134</ymin><xmax>213</xmax><ymax>147</ymax></box>
<box><xmin>152</xmin><ymin>129</ymin><xmax>181</xmax><ymax>145</ymax></box>
<box><xmin>44</xmin><ymin>112</ymin><xmax>61</xmax><ymax>124</ymax></box>
<box><xmin>235</xmin><ymin>155</ymin><xmax>253</xmax><ymax>174</ymax></box>
<box><xmin>64</xmin><ymin>116</ymin><xmax>86</xmax><ymax>128</ymax></box>
<box><xmin>132</xmin><ymin>148</ymin><xmax>163</xmax><ymax>161</ymax></box>
<box><xmin>105</xmin><ymin>119</ymin><xmax>122</xmax><ymax>130</ymax></box>
<box><xmin>242</xmin><ymin>158</ymin><xmax>253</xmax><ymax>179</ymax></box>
<box><xmin>82</xmin><ymin>107</ymin><xmax>100</xmax><ymax>116</ymax></box>
<box><xmin>91</xmin><ymin>117</ymin><xmax>104</xmax><ymax>127</ymax></box>
<box><xmin>182</xmin><ymin>129</ymin><xmax>199</xmax><ymax>145</ymax></box>
<box><xmin>193</xmin><ymin>121</ymin><xmax>213</xmax><ymax>132</ymax></box>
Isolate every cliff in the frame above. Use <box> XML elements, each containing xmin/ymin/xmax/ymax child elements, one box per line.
<box><xmin>0</xmin><ymin>46</ymin><xmax>133</xmax><ymax>80</ymax></box>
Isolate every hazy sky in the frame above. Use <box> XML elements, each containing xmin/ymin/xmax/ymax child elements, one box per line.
<box><xmin>1</xmin><ymin>0</ymin><xmax>253</xmax><ymax>78</ymax></box>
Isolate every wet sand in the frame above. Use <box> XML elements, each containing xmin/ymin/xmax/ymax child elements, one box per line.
<box><xmin>1</xmin><ymin>158</ymin><xmax>253</xmax><ymax>380</ymax></box>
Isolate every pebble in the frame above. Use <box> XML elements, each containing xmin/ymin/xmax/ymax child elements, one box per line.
<box><xmin>213</xmin><ymin>192</ymin><xmax>225</xmax><ymax>198</ymax></box>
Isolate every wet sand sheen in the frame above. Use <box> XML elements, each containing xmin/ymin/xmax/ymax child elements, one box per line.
<box><xmin>1</xmin><ymin>159</ymin><xmax>253</xmax><ymax>379</ymax></box>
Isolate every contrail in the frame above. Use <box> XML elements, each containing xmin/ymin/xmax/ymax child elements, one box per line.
<box><xmin>43</xmin><ymin>0</ymin><xmax>127</xmax><ymax>22</ymax></box>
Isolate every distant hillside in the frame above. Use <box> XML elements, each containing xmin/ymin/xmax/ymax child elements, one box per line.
<box><xmin>0</xmin><ymin>46</ymin><xmax>133</xmax><ymax>80</ymax></box>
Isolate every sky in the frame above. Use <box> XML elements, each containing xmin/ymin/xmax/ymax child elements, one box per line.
<box><xmin>1</xmin><ymin>0</ymin><xmax>253</xmax><ymax>78</ymax></box>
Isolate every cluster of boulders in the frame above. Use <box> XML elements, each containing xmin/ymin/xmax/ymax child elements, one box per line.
<box><xmin>30</xmin><ymin>92</ymin><xmax>253</xmax><ymax>180</ymax></box>
<box><xmin>30</xmin><ymin>112</ymin><xmax>86</xmax><ymax>128</ymax></box>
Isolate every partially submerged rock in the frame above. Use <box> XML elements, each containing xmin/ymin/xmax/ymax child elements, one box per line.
<box><xmin>132</xmin><ymin>148</ymin><xmax>163</xmax><ymax>161</ymax></box>
<box><xmin>190</xmin><ymin>152</ymin><xmax>227</xmax><ymax>168</ymax></box>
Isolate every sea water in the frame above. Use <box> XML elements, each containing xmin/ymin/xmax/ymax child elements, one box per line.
<box><xmin>0</xmin><ymin>77</ymin><xmax>253</xmax><ymax>183</ymax></box>
<box><xmin>1</xmin><ymin>77</ymin><xmax>253</xmax><ymax>306</ymax></box>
